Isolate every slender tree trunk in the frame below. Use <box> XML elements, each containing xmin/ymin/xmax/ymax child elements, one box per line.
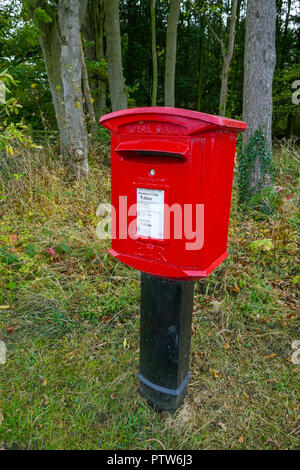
<box><xmin>150</xmin><ymin>0</ymin><xmax>157</xmax><ymax>106</ymax></box>
<box><xmin>219</xmin><ymin>0</ymin><xmax>238</xmax><ymax>116</ymax></box>
<box><xmin>240</xmin><ymin>0</ymin><xmax>276</xmax><ymax>201</ymax></box>
<box><xmin>230</xmin><ymin>0</ymin><xmax>242</xmax><ymax>114</ymax></box>
<box><xmin>79</xmin><ymin>37</ymin><xmax>96</xmax><ymax>126</ymax></box>
<box><xmin>104</xmin><ymin>0</ymin><xmax>127</xmax><ymax>111</ymax></box>
<box><xmin>197</xmin><ymin>13</ymin><xmax>206</xmax><ymax>112</ymax></box>
<box><xmin>97</xmin><ymin>0</ymin><xmax>107</xmax><ymax>116</ymax></box>
<box><xmin>275</xmin><ymin>0</ymin><xmax>283</xmax><ymax>67</ymax></box>
<box><xmin>282</xmin><ymin>0</ymin><xmax>292</xmax><ymax>63</ymax></box>
<box><xmin>164</xmin><ymin>0</ymin><xmax>181</xmax><ymax>108</ymax></box>
<box><xmin>58</xmin><ymin>0</ymin><xmax>89</xmax><ymax>176</ymax></box>
<box><xmin>82</xmin><ymin>0</ymin><xmax>107</xmax><ymax>118</ymax></box>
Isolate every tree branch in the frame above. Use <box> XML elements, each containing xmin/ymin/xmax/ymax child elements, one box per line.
<box><xmin>205</xmin><ymin>18</ymin><xmax>226</xmax><ymax>61</ymax></box>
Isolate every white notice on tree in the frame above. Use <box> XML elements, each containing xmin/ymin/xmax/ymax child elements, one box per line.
<box><xmin>136</xmin><ymin>188</ymin><xmax>164</xmax><ymax>239</ymax></box>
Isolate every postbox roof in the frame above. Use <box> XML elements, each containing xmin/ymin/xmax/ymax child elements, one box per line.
<box><xmin>99</xmin><ymin>107</ymin><xmax>247</xmax><ymax>135</ymax></box>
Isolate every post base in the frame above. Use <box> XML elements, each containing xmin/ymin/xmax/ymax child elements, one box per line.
<box><xmin>138</xmin><ymin>373</ymin><xmax>190</xmax><ymax>413</ymax></box>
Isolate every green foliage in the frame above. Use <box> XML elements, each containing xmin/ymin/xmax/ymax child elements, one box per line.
<box><xmin>0</xmin><ymin>245</ymin><xmax>21</xmax><ymax>268</ymax></box>
<box><xmin>273</xmin><ymin>63</ymin><xmax>300</xmax><ymax>137</ymax></box>
<box><xmin>237</xmin><ymin>130</ymin><xmax>273</xmax><ymax>212</ymax></box>
<box><xmin>248</xmin><ymin>187</ymin><xmax>283</xmax><ymax>217</ymax></box>
<box><xmin>0</xmin><ymin>0</ymin><xmax>298</xmax><ymax>135</ymax></box>
<box><xmin>1</xmin><ymin>2</ymin><xmax>55</xmax><ymax>131</ymax></box>
<box><xmin>250</xmin><ymin>239</ymin><xmax>274</xmax><ymax>252</ymax></box>
<box><xmin>86</xmin><ymin>58</ymin><xmax>108</xmax><ymax>83</ymax></box>
<box><xmin>0</xmin><ymin>70</ymin><xmax>37</xmax><ymax>154</ymax></box>
<box><xmin>32</xmin><ymin>6</ymin><xmax>52</xmax><ymax>25</ymax></box>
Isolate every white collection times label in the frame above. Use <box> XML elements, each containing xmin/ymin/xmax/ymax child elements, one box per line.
<box><xmin>136</xmin><ymin>188</ymin><xmax>165</xmax><ymax>239</ymax></box>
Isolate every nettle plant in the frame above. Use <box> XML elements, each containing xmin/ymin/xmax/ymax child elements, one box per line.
<box><xmin>0</xmin><ymin>70</ymin><xmax>37</xmax><ymax>156</ymax></box>
<box><xmin>237</xmin><ymin>129</ymin><xmax>279</xmax><ymax>214</ymax></box>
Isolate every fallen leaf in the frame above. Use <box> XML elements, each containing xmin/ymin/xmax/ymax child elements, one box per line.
<box><xmin>224</xmin><ymin>341</ymin><xmax>230</xmax><ymax>350</ymax></box>
<box><xmin>243</xmin><ymin>391</ymin><xmax>250</xmax><ymax>400</ymax></box>
<box><xmin>9</xmin><ymin>233</ymin><xmax>18</xmax><ymax>244</ymax></box>
<box><xmin>209</xmin><ymin>368</ymin><xmax>220</xmax><ymax>378</ymax></box>
<box><xmin>238</xmin><ymin>434</ymin><xmax>244</xmax><ymax>443</ymax></box>
<box><xmin>229</xmin><ymin>285</ymin><xmax>240</xmax><ymax>293</ymax></box>
<box><xmin>264</xmin><ymin>353</ymin><xmax>277</xmax><ymax>359</ymax></box>
<box><xmin>5</xmin><ymin>326</ymin><xmax>16</xmax><ymax>334</ymax></box>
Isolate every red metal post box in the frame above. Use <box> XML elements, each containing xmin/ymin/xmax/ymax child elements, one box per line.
<box><xmin>100</xmin><ymin>107</ymin><xmax>247</xmax><ymax>280</ymax></box>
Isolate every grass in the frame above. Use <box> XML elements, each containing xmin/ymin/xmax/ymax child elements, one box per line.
<box><xmin>0</xmin><ymin>137</ymin><xmax>299</xmax><ymax>450</ymax></box>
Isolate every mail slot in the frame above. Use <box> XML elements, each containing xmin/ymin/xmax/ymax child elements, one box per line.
<box><xmin>100</xmin><ymin>107</ymin><xmax>247</xmax><ymax>280</ymax></box>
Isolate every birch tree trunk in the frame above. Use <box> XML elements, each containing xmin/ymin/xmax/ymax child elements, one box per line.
<box><xmin>164</xmin><ymin>0</ymin><xmax>181</xmax><ymax>108</ymax></box>
<box><xmin>150</xmin><ymin>0</ymin><xmax>157</xmax><ymax>106</ymax></box>
<box><xmin>104</xmin><ymin>0</ymin><xmax>127</xmax><ymax>111</ymax></box>
<box><xmin>239</xmin><ymin>0</ymin><xmax>276</xmax><ymax>203</ymax></box>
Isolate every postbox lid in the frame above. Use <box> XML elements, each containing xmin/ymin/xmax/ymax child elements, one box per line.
<box><xmin>100</xmin><ymin>107</ymin><xmax>247</xmax><ymax>135</ymax></box>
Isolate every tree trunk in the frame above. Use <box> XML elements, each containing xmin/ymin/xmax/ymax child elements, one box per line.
<box><xmin>282</xmin><ymin>0</ymin><xmax>292</xmax><ymax>64</ymax></box>
<box><xmin>164</xmin><ymin>0</ymin><xmax>181</xmax><ymax>108</ymax></box>
<box><xmin>219</xmin><ymin>0</ymin><xmax>238</xmax><ymax>116</ymax></box>
<box><xmin>150</xmin><ymin>0</ymin><xmax>157</xmax><ymax>106</ymax></box>
<box><xmin>239</xmin><ymin>0</ymin><xmax>276</xmax><ymax>203</ymax></box>
<box><xmin>58</xmin><ymin>0</ymin><xmax>89</xmax><ymax>176</ymax></box>
<box><xmin>97</xmin><ymin>0</ymin><xmax>107</xmax><ymax>117</ymax></box>
<box><xmin>104</xmin><ymin>0</ymin><xmax>127</xmax><ymax>111</ymax></box>
<box><xmin>275</xmin><ymin>0</ymin><xmax>283</xmax><ymax>67</ymax></box>
<box><xmin>79</xmin><ymin>36</ymin><xmax>96</xmax><ymax>126</ymax></box>
<box><xmin>230</xmin><ymin>0</ymin><xmax>242</xmax><ymax>115</ymax></box>
<box><xmin>32</xmin><ymin>0</ymin><xmax>89</xmax><ymax>176</ymax></box>
<box><xmin>197</xmin><ymin>13</ymin><xmax>206</xmax><ymax>112</ymax></box>
<box><xmin>82</xmin><ymin>0</ymin><xmax>107</xmax><ymax>118</ymax></box>
<box><xmin>38</xmin><ymin>18</ymin><xmax>69</xmax><ymax>153</ymax></box>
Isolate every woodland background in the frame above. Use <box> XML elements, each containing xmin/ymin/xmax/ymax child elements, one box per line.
<box><xmin>0</xmin><ymin>0</ymin><xmax>299</xmax><ymax>138</ymax></box>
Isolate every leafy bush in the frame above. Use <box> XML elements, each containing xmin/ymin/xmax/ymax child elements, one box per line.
<box><xmin>0</xmin><ymin>70</ymin><xmax>38</xmax><ymax>156</ymax></box>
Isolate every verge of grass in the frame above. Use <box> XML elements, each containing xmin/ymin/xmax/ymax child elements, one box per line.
<box><xmin>0</xmin><ymin>139</ymin><xmax>299</xmax><ymax>449</ymax></box>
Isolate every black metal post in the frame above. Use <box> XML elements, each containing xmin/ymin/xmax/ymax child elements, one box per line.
<box><xmin>138</xmin><ymin>272</ymin><xmax>195</xmax><ymax>413</ymax></box>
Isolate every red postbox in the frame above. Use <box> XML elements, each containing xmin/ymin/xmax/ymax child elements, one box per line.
<box><xmin>100</xmin><ymin>107</ymin><xmax>247</xmax><ymax>280</ymax></box>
